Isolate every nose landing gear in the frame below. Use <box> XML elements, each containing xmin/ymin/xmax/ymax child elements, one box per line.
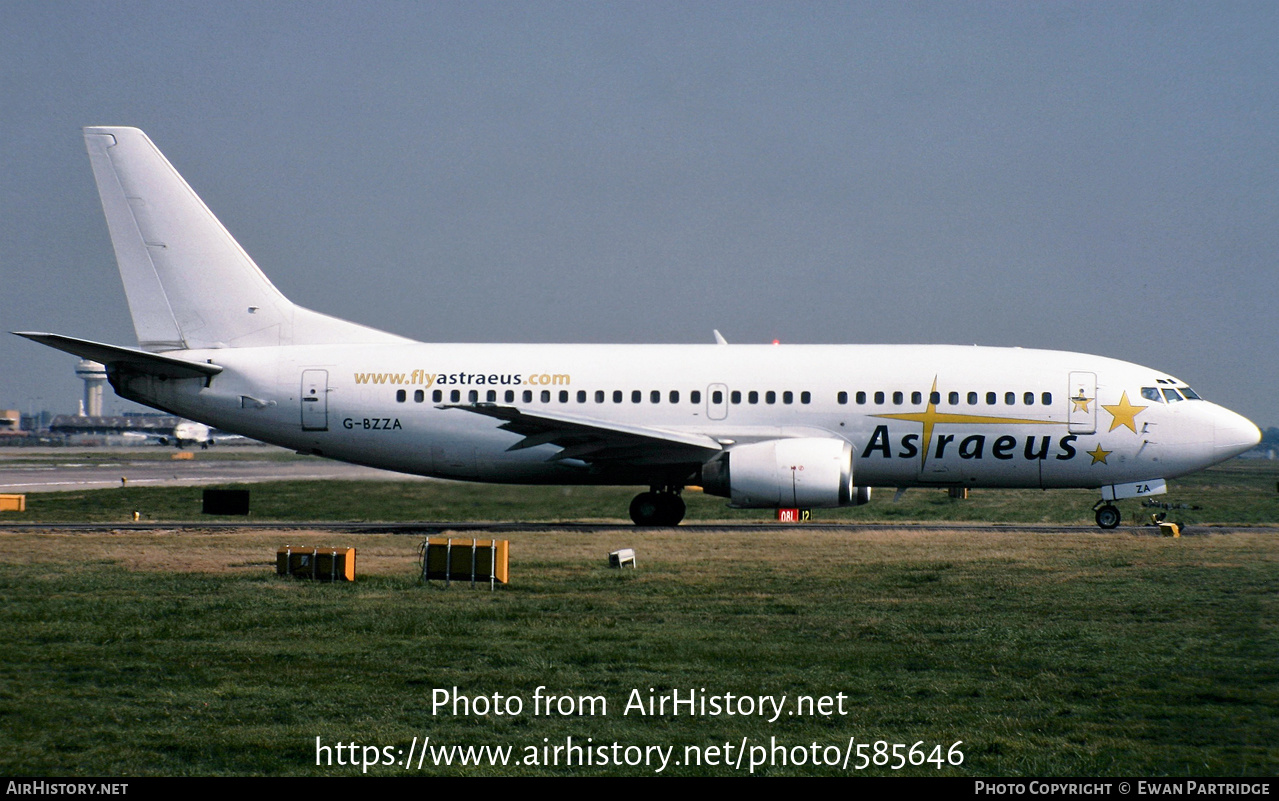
<box><xmin>1093</xmin><ymin>502</ymin><xmax>1121</xmax><ymax>529</ymax></box>
<box><xmin>629</xmin><ymin>487</ymin><xmax>686</xmax><ymax>526</ymax></box>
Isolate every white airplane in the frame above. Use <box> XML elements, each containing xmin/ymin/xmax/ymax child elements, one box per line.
<box><xmin>117</xmin><ymin>419</ymin><xmax>212</xmax><ymax>447</ymax></box>
<box><xmin>17</xmin><ymin>127</ymin><xmax>1262</xmax><ymax>527</ymax></box>
<box><xmin>162</xmin><ymin>420</ymin><xmax>214</xmax><ymax>449</ymax></box>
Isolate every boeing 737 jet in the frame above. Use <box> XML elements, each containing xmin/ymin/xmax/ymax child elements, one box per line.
<box><xmin>17</xmin><ymin>128</ymin><xmax>1262</xmax><ymax>527</ymax></box>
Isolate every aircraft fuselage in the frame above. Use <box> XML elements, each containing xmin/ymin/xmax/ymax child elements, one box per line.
<box><xmin>109</xmin><ymin>341</ymin><xmax>1256</xmax><ymax>497</ymax></box>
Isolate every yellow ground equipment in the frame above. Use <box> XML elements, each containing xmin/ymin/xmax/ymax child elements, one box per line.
<box><xmin>276</xmin><ymin>546</ymin><xmax>357</xmax><ymax>581</ymax></box>
<box><xmin>421</xmin><ymin>538</ymin><xmax>509</xmax><ymax>589</ymax></box>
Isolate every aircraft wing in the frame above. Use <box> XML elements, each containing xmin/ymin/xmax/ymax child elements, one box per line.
<box><xmin>441</xmin><ymin>403</ymin><xmax>723</xmax><ymax>465</ymax></box>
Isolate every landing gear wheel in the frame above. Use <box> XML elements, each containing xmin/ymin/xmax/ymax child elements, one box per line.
<box><xmin>655</xmin><ymin>493</ymin><xmax>685</xmax><ymax>526</ymax></box>
<box><xmin>1095</xmin><ymin>504</ymin><xmax>1121</xmax><ymax>529</ymax></box>
<box><xmin>629</xmin><ymin>491</ymin><xmax>685</xmax><ymax>526</ymax></box>
<box><xmin>630</xmin><ymin>492</ymin><xmax>661</xmax><ymax>525</ymax></box>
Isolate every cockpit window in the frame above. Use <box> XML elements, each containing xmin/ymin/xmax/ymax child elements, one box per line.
<box><xmin>1162</xmin><ymin>388</ymin><xmax>1184</xmax><ymax>403</ymax></box>
<box><xmin>1141</xmin><ymin>387</ymin><xmax>1163</xmax><ymax>403</ymax></box>
<box><xmin>1180</xmin><ymin>386</ymin><xmax>1202</xmax><ymax>400</ymax></box>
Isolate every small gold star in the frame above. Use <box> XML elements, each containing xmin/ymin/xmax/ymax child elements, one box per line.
<box><xmin>1102</xmin><ymin>391</ymin><xmax>1147</xmax><ymax>434</ymax></box>
<box><xmin>1088</xmin><ymin>444</ymin><xmax>1111</xmax><ymax>465</ymax></box>
<box><xmin>1071</xmin><ymin>396</ymin><xmax>1091</xmax><ymax>413</ymax></box>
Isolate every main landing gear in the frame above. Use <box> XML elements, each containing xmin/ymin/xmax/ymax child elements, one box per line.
<box><xmin>629</xmin><ymin>487</ymin><xmax>686</xmax><ymax>526</ymax></box>
<box><xmin>1093</xmin><ymin>502</ymin><xmax>1121</xmax><ymax>530</ymax></box>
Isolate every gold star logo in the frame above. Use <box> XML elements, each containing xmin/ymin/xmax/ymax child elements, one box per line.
<box><xmin>1071</xmin><ymin>395</ymin><xmax>1091</xmax><ymax>413</ymax></box>
<box><xmin>1088</xmin><ymin>444</ymin><xmax>1111</xmax><ymax>465</ymax></box>
<box><xmin>1102</xmin><ymin>391</ymin><xmax>1147</xmax><ymax>434</ymax></box>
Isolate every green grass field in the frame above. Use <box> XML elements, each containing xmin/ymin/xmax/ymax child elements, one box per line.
<box><xmin>0</xmin><ymin>460</ymin><xmax>1275</xmax><ymax>776</ymax></box>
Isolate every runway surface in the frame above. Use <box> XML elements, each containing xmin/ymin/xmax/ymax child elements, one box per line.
<box><xmin>0</xmin><ymin>446</ymin><xmax>426</xmax><ymax>493</ymax></box>
<box><xmin>0</xmin><ymin>520</ymin><xmax>1260</xmax><ymax>536</ymax></box>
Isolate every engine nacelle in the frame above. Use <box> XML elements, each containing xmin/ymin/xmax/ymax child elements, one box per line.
<box><xmin>701</xmin><ymin>437</ymin><xmax>871</xmax><ymax>509</ymax></box>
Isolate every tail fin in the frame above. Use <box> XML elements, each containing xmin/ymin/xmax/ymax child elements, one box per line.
<box><xmin>83</xmin><ymin>127</ymin><xmax>406</xmax><ymax>351</ymax></box>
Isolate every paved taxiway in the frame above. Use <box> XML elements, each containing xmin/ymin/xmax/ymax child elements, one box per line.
<box><xmin>0</xmin><ymin>446</ymin><xmax>427</xmax><ymax>493</ymax></box>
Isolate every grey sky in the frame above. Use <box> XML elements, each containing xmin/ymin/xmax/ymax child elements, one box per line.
<box><xmin>2</xmin><ymin>2</ymin><xmax>1276</xmax><ymax>427</ymax></box>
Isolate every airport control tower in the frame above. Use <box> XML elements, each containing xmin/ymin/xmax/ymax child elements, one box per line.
<box><xmin>75</xmin><ymin>360</ymin><xmax>107</xmax><ymax>417</ymax></box>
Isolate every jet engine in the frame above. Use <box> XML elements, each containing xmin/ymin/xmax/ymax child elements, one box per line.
<box><xmin>700</xmin><ymin>438</ymin><xmax>871</xmax><ymax>508</ymax></box>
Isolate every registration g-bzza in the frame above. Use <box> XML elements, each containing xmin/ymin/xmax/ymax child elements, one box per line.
<box><xmin>343</xmin><ymin>418</ymin><xmax>402</xmax><ymax>431</ymax></box>
<box><xmin>18</xmin><ymin>128</ymin><xmax>1261</xmax><ymax>528</ymax></box>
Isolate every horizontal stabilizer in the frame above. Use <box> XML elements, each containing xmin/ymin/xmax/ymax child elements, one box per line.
<box><xmin>13</xmin><ymin>332</ymin><xmax>222</xmax><ymax>379</ymax></box>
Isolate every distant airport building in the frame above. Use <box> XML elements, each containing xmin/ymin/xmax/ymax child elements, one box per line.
<box><xmin>0</xmin><ymin>410</ymin><xmax>21</xmax><ymax>436</ymax></box>
<box><xmin>43</xmin><ymin>414</ymin><xmax>253</xmax><ymax>447</ymax></box>
<box><xmin>49</xmin><ymin>414</ymin><xmax>181</xmax><ymax>442</ymax></box>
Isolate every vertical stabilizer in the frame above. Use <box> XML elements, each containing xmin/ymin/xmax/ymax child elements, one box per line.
<box><xmin>83</xmin><ymin>127</ymin><xmax>406</xmax><ymax>351</ymax></box>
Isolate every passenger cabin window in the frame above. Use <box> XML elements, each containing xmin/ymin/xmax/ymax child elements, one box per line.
<box><xmin>450</xmin><ymin>390</ymin><xmax>460</xmax><ymax>403</ymax></box>
<box><xmin>930</xmin><ymin>392</ymin><xmax>940</xmax><ymax>405</ymax></box>
<box><xmin>766</xmin><ymin>391</ymin><xmax>776</xmax><ymax>404</ymax></box>
<box><xmin>614</xmin><ymin>390</ymin><xmax>623</xmax><ymax>403</ymax></box>
<box><xmin>396</xmin><ymin>389</ymin><xmax>406</xmax><ymax>403</ymax></box>
<box><xmin>433</xmin><ymin>390</ymin><xmax>442</xmax><ymax>403</ymax></box>
<box><xmin>1023</xmin><ymin>392</ymin><xmax>1034</xmax><ymax>405</ymax></box>
<box><xmin>912</xmin><ymin>391</ymin><xmax>922</xmax><ymax>405</ymax></box>
<box><xmin>800</xmin><ymin>391</ymin><xmax>810</xmax><ymax>404</ymax></box>
<box><xmin>650</xmin><ymin>390</ymin><xmax>660</xmax><ymax>403</ymax></box>
<box><xmin>873</xmin><ymin>391</ymin><xmax>885</xmax><ymax>405</ymax></box>
<box><xmin>670</xmin><ymin>391</ymin><xmax>680</xmax><ymax>404</ymax></box>
<box><xmin>540</xmin><ymin>390</ymin><xmax>550</xmax><ymax>403</ymax></box>
<box><xmin>986</xmin><ymin>392</ymin><xmax>996</xmax><ymax>405</ymax></box>
<box><xmin>711</xmin><ymin>390</ymin><xmax>722</xmax><ymax>404</ymax></box>
<box><xmin>595</xmin><ymin>390</ymin><xmax>604</xmax><ymax>403</ymax></box>
<box><xmin>856</xmin><ymin>391</ymin><xmax>866</xmax><ymax>405</ymax></box>
<box><xmin>1041</xmin><ymin>392</ymin><xmax>1052</xmax><ymax>406</ymax></box>
<box><xmin>577</xmin><ymin>390</ymin><xmax>587</xmax><ymax>403</ymax></box>
<box><xmin>468</xmin><ymin>390</ymin><xmax>478</xmax><ymax>402</ymax></box>
<box><xmin>748</xmin><ymin>391</ymin><xmax>759</xmax><ymax>404</ymax></box>
<box><xmin>505</xmin><ymin>390</ymin><xmax>514</xmax><ymax>402</ymax></box>
<box><xmin>782</xmin><ymin>391</ymin><xmax>792</xmax><ymax>404</ymax></box>
<box><xmin>731</xmin><ymin>391</ymin><xmax>742</xmax><ymax>404</ymax></box>
<box><xmin>1005</xmin><ymin>392</ymin><xmax>1015</xmax><ymax>405</ymax></box>
<box><xmin>414</xmin><ymin>389</ymin><xmax>424</xmax><ymax>403</ymax></box>
<box><xmin>837</xmin><ymin>391</ymin><xmax>848</xmax><ymax>405</ymax></box>
<box><xmin>632</xmin><ymin>390</ymin><xmax>641</xmax><ymax>403</ymax></box>
<box><xmin>948</xmin><ymin>392</ymin><xmax>959</xmax><ymax>406</ymax></box>
<box><xmin>487</xmin><ymin>390</ymin><xmax>496</xmax><ymax>402</ymax></box>
<box><xmin>967</xmin><ymin>392</ymin><xmax>978</xmax><ymax>405</ymax></box>
<box><xmin>523</xmin><ymin>390</ymin><xmax>533</xmax><ymax>403</ymax></box>
<box><xmin>892</xmin><ymin>391</ymin><xmax>903</xmax><ymax>405</ymax></box>
<box><xmin>691</xmin><ymin>391</ymin><xmax>701</xmax><ymax>404</ymax></box>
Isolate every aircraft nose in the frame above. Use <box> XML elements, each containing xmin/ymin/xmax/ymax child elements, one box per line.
<box><xmin>1214</xmin><ymin>407</ymin><xmax>1262</xmax><ymax>462</ymax></box>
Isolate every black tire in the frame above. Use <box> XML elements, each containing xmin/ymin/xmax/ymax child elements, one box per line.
<box><xmin>630</xmin><ymin>492</ymin><xmax>685</xmax><ymax>526</ymax></box>
<box><xmin>630</xmin><ymin>492</ymin><xmax>661</xmax><ymax>525</ymax></box>
<box><xmin>1095</xmin><ymin>504</ymin><xmax>1121</xmax><ymax>529</ymax></box>
<box><xmin>656</xmin><ymin>493</ymin><xmax>686</xmax><ymax>526</ymax></box>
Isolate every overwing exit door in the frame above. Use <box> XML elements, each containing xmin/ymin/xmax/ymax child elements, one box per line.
<box><xmin>707</xmin><ymin>383</ymin><xmax>728</xmax><ymax>420</ymax></box>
